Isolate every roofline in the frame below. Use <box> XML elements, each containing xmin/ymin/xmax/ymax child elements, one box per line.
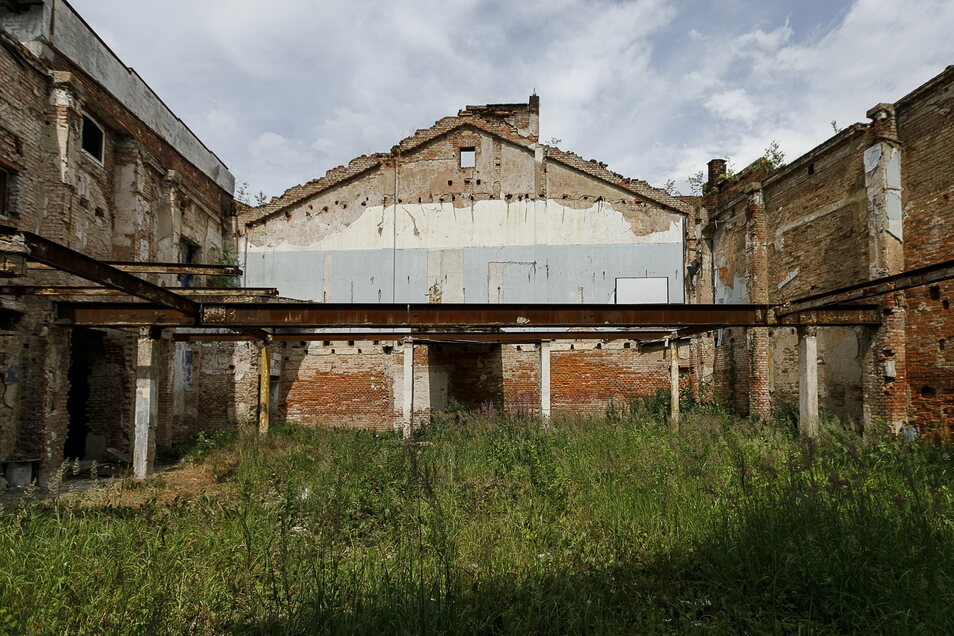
<box><xmin>58</xmin><ymin>0</ymin><xmax>232</xmax><ymax>175</ymax></box>
<box><xmin>242</xmin><ymin>117</ymin><xmax>690</xmax><ymax>225</ymax></box>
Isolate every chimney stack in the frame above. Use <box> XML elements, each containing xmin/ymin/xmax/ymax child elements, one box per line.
<box><xmin>707</xmin><ymin>158</ymin><xmax>727</xmax><ymax>190</ymax></box>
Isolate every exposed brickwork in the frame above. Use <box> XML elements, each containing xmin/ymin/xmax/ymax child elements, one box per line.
<box><xmin>896</xmin><ymin>68</ymin><xmax>954</xmax><ymax>437</ymax></box>
<box><xmin>705</xmin><ymin>66</ymin><xmax>954</xmax><ymax>434</ymax></box>
<box><xmin>0</xmin><ymin>18</ymin><xmax>237</xmax><ymax>478</ymax></box>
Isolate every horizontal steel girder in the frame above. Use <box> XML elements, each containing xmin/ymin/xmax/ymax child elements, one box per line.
<box><xmin>781</xmin><ymin>258</ymin><xmax>954</xmax><ymax>314</ymax></box>
<box><xmin>0</xmin><ymin>286</ymin><xmax>277</xmax><ymax>297</ymax></box>
<box><xmin>27</xmin><ymin>261</ymin><xmax>243</xmax><ymax>276</ymax></box>
<box><xmin>171</xmin><ymin>330</ymin><xmax>677</xmax><ymax>343</ymax></box>
<box><xmin>56</xmin><ymin>302</ymin><xmax>881</xmax><ymax>329</ymax></box>
<box><xmin>2</xmin><ymin>226</ymin><xmax>199</xmax><ymax>316</ymax></box>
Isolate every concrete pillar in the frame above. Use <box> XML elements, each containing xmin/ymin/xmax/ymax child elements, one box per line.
<box><xmin>133</xmin><ymin>329</ymin><xmax>159</xmax><ymax>479</ymax></box>
<box><xmin>669</xmin><ymin>340</ymin><xmax>680</xmax><ymax>428</ymax></box>
<box><xmin>402</xmin><ymin>338</ymin><xmax>414</xmax><ymax>437</ymax></box>
<box><xmin>257</xmin><ymin>345</ymin><xmax>270</xmax><ymax>434</ymax></box>
<box><xmin>539</xmin><ymin>340</ymin><xmax>551</xmax><ymax>419</ymax></box>
<box><xmin>798</xmin><ymin>326</ymin><xmax>819</xmax><ymax>437</ymax></box>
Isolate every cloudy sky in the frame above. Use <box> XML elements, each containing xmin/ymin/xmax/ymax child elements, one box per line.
<box><xmin>70</xmin><ymin>0</ymin><xmax>954</xmax><ymax>199</ymax></box>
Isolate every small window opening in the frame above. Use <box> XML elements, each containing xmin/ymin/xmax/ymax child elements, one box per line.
<box><xmin>178</xmin><ymin>240</ymin><xmax>200</xmax><ymax>289</ymax></box>
<box><xmin>447</xmin><ymin>180</ymin><xmax>453</xmax><ymax>187</ymax></box>
<box><xmin>920</xmin><ymin>385</ymin><xmax>936</xmax><ymax>398</ymax></box>
<box><xmin>807</xmin><ymin>163</ymin><xmax>815</xmax><ymax>176</ymax></box>
<box><xmin>929</xmin><ymin>285</ymin><xmax>941</xmax><ymax>300</ymax></box>
<box><xmin>459</xmin><ymin>147</ymin><xmax>475</xmax><ymax>168</ymax></box>
<box><xmin>81</xmin><ymin>114</ymin><xmax>104</xmax><ymax>163</ymax></box>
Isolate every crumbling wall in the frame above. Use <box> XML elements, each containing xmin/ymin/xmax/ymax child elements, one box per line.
<box><xmin>897</xmin><ymin>67</ymin><xmax>954</xmax><ymax>435</ymax></box>
<box><xmin>239</xmin><ymin>100</ymin><xmax>690</xmax><ymax>428</ymax></box>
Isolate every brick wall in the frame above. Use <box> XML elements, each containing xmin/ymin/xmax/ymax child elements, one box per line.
<box><xmin>896</xmin><ymin>69</ymin><xmax>954</xmax><ymax>436</ymax></box>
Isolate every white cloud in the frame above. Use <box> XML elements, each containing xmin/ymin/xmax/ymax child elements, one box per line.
<box><xmin>705</xmin><ymin>89</ymin><xmax>759</xmax><ymax>124</ymax></box>
<box><xmin>66</xmin><ymin>0</ymin><xmax>954</xmax><ymax>198</ymax></box>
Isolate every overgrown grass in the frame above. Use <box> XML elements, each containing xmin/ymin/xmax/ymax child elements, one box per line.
<box><xmin>1</xmin><ymin>400</ymin><xmax>952</xmax><ymax>634</ymax></box>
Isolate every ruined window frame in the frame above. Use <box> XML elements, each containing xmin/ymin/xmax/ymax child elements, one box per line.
<box><xmin>80</xmin><ymin>113</ymin><xmax>105</xmax><ymax>165</ymax></box>
<box><xmin>459</xmin><ymin>147</ymin><xmax>476</xmax><ymax>168</ymax></box>
<box><xmin>178</xmin><ymin>239</ymin><xmax>201</xmax><ymax>289</ymax></box>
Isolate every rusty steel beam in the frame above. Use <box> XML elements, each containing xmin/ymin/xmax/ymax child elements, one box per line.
<box><xmin>781</xmin><ymin>258</ymin><xmax>954</xmax><ymax>314</ymax></box>
<box><xmin>27</xmin><ymin>261</ymin><xmax>243</xmax><ymax>276</ymax></box>
<box><xmin>0</xmin><ymin>285</ymin><xmax>278</xmax><ymax>297</ymax></box>
<box><xmin>2</xmin><ymin>226</ymin><xmax>199</xmax><ymax>316</ymax></box>
<box><xmin>171</xmin><ymin>330</ymin><xmax>676</xmax><ymax>343</ymax></box>
<box><xmin>776</xmin><ymin>305</ymin><xmax>881</xmax><ymax>326</ymax></box>
<box><xmin>57</xmin><ymin>301</ymin><xmax>879</xmax><ymax>329</ymax></box>
<box><xmin>199</xmin><ymin>303</ymin><xmax>772</xmax><ymax>328</ymax></box>
<box><xmin>58</xmin><ymin>303</ymin><xmax>194</xmax><ymax>327</ymax></box>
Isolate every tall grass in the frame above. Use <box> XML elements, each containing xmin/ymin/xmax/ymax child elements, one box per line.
<box><xmin>1</xmin><ymin>401</ymin><xmax>952</xmax><ymax>633</ymax></box>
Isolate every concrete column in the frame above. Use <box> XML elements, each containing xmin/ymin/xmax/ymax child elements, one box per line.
<box><xmin>669</xmin><ymin>340</ymin><xmax>680</xmax><ymax>428</ymax></box>
<box><xmin>257</xmin><ymin>345</ymin><xmax>270</xmax><ymax>434</ymax></box>
<box><xmin>133</xmin><ymin>329</ymin><xmax>159</xmax><ymax>479</ymax></box>
<box><xmin>798</xmin><ymin>326</ymin><xmax>819</xmax><ymax>437</ymax></box>
<box><xmin>539</xmin><ymin>340</ymin><xmax>551</xmax><ymax>419</ymax></box>
<box><xmin>402</xmin><ymin>338</ymin><xmax>414</xmax><ymax>437</ymax></box>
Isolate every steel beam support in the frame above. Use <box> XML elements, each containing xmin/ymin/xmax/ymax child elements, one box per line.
<box><xmin>57</xmin><ymin>302</ymin><xmax>881</xmax><ymax>330</ymax></box>
<box><xmin>170</xmin><ymin>330</ymin><xmax>676</xmax><ymax>343</ymax></box>
<box><xmin>1</xmin><ymin>226</ymin><xmax>200</xmax><ymax>316</ymax></box>
<box><xmin>781</xmin><ymin>258</ymin><xmax>954</xmax><ymax>314</ymax></box>
<box><xmin>199</xmin><ymin>302</ymin><xmax>772</xmax><ymax>328</ymax></box>
<box><xmin>27</xmin><ymin>261</ymin><xmax>243</xmax><ymax>276</ymax></box>
<box><xmin>0</xmin><ymin>286</ymin><xmax>277</xmax><ymax>297</ymax></box>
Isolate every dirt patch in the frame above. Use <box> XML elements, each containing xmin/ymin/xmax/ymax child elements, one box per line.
<box><xmin>60</xmin><ymin>461</ymin><xmax>231</xmax><ymax>509</ymax></box>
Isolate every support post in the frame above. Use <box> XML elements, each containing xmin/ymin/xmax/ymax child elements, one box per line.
<box><xmin>539</xmin><ymin>340</ymin><xmax>551</xmax><ymax>420</ymax></box>
<box><xmin>669</xmin><ymin>340</ymin><xmax>680</xmax><ymax>429</ymax></box>
<box><xmin>258</xmin><ymin>345</ymin><xmax>270</xmax><ymax>434</ymax></box>
<box><xmin>134</xmin><ymin>329</ymin><xmax>159</xmax><ymax>479</ymax></box>
<box><xmin>402</xmin><ymin>338</ymin><xmax>414</xmax><ymax>438</ymax></box>
<box><xmin>798</xmin><ymin>325</ymin><xmax>819</xmax><ymax>437</ymax></box>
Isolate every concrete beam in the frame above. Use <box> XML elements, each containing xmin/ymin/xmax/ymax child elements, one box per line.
<box><xmin>539</xmin><ymin>340</ymin><xmax>551</xmax><ymax>419</ymax></box>
<box><xmin>133</xmin><ymin>330</ymin><xmax>159</xmax><ymax>479</ymax></box>
<box><xmin>798</xmin><ymin>326</ymin><xmax>819</xmax><ymax>437</ymax></box>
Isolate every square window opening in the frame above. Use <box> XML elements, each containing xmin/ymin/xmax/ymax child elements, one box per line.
<box><xmin>81</xmin><ymin>114</ymin><xmax>105</xmax><ymax>163</ymax></box>
<box><xmin>459</xmin><ymin>147</ymin><xmax>476</xmax><ymax>168</ymax></box>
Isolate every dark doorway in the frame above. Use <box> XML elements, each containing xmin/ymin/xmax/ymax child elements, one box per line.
<box><xmin>65</xmin><ymin>330</ymin><xmax>102</xmax><ymax>459</ymax></box>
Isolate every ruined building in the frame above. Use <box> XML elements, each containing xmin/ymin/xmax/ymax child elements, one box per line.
<box><xmin>1</xmin><ymin>1</ymin><xmax>952</xmax><ymax>486</ymax></box>
<box><xmin>237</xmin><ymin>98</ymin><xmax>703</xmax><ymax>428</ymax></box>
<box><xmin>0</xmin><ymin>0</ymin><xmax>242</xmax><ymax>479</ymax></box>
<box><xmin>701</xmin><ymin>66</ymin><xmax>954</xmax><ymax>436</ymax></box>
